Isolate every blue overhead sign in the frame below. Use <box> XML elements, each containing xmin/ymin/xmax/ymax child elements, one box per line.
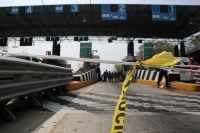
<box><xmin>55</xmin><ymin>5</ymin><xmax>63</xmax><ymax>13</ymax></box>
<box><xmin>152</xmin><ymin>5</ymin><xmax>176</xmax><ymax>21</ymax></box>
<box><xmin>70</xmin><ymin>4</ymin><xmax>79</xmax><ymax>12</ymax></box>
<box><xmin>25</xmin><ymin>6</ymin><xmax>33</xmax><ymax>14</ymax></box>
<box><xmin>11</xmin><ymin>6</ymin><xmax>19</xmax><ymax>14</ymax></box>
<box><xmin>55</xmin><ymin>5</ymin><xmax>79</xmax><ymax>13</ymax></box>
<box><xmin>102</xmin><ymin>4</ymin><xmax>126</xmax><ymax>20</ymax></box>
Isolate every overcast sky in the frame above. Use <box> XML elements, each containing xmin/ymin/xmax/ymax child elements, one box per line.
<box><xmin>1</xmin><ymin>0</ymin><xmax>200</xmax><ymax>6</ymax></box>
<box><xmin>1</xmin><ymin>0</ymin><xmax>200</xmax><ymax>73</ymax></box>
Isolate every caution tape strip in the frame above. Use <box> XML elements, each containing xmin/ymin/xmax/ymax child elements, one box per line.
<box><xmin>110</xmin><ymin>63</ymin><xmax>141</xmax><ymax>133</ymax></box>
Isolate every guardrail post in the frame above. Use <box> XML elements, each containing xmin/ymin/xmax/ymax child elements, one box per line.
<box><xmin>25</xmin><ymin>95</ymin><xmax>43</xmax><ymax>108</ymax></box>
<box><xmin>4</xmin><ymin>106</ymin><xmax>17</xmax><ymax>121</ymax></box>
<box><xmin>55</xmin><ymin>86</ymin><xmax>65</xmax><ymax>96</ymax></box>
<box><xmin>0</xmin><ymin>101</ymin><xmax>17</xmax><ymax>122</ymax></box>
<box><xmin>32</xmin><ymin>96</ymin><xmax>43</xmax><ymax>108</ymax></box>
<box><xmin>46</xmin><ymin>90</ymin><xmax>57</xmax><ymax>100</ymax></box>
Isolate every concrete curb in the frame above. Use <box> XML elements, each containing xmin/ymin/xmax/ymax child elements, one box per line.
<box><xmin>170</xmin><ymin>81</ymin><xmax>200</xmax><ymax>92</ymax></box>
<box><xmin>133</xmin><ymin>79</ymin><xmax>200</xmax><ymax>92</ymax></box>
<box><xmin>66</xmin><ymin>79</ymin><xmax>98</xmax><ymax>91</ymax></box>
<box><xmin>32</xmin><ymin>109</ymin><xmax>68</xmax><ymax>133</ymax></box>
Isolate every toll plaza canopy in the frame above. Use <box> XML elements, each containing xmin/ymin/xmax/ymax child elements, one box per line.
<box><xmin>0</xmin><ymin>4</ymin><xmax>200</xmax><ymax>39</ymax></box>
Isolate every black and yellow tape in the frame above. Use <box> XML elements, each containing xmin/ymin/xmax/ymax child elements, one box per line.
<box><xmin>110</xmin><ymin>51</ymin><xmax>181</xmax><ymax>133</ymax></box>
<box><xmin>110</xmin><ymin>63</ymin><xmax>141</xmax><ymax>133</ymax></box>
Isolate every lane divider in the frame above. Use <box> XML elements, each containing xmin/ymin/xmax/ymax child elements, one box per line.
<box><xmin>66</xmin><ymin>79</ymin><xmax>98</xmax><ymax>91</ymax></box>
<box><xmin>133</xmin><ymin>79</ymin><xmax>200</xmax><ymax>92</ymax></box>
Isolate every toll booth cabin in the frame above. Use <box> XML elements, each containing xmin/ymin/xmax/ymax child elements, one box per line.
<box><xmin>122</xmin><ymin>55</ymin><xmax>136</xmax><ymax>78</ymax></box>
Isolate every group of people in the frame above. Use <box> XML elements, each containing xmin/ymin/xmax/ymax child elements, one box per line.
<box><xmin>157</xmin><ymin>57</ymin><xmax>199</xmax><ymax>88</ymax></box>
<box><xmin>102</xmin><ymin>70</ymin><xmax>123</xmax><ymax>82</ymax></box>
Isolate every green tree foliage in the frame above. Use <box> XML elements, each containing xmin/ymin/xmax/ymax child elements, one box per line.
<box><xmin>75</xmin><ymin>62</ymin><xmax>89</xmax><ymax>74</ymax></box>
<box><xmin>138</xmin><ymin>41</ymin><xmax>174</xmax><ymax>56</ymax></box>
<box><xmin>186</xmin><ymin>36</ymin><xmax>200</xmax><ymax>50</ymax></box>
<box><xmin>114</xmin><ymin>64</ymin><xmax>122</xmax><ymax>72</ymax></box>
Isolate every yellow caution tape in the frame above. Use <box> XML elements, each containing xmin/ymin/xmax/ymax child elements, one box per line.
<box><xmin>142</xmin><ymin>51</ymin><xmax>181</xmax><ymax>66</ymax></box>
<box><xmin>110</xmin><ymin>63</ymin><xmax>139</xmax><ymax>133</ymax></box>
<box><xmin>110</xmin><ymin>51</ymin><xmax>181</xmax><ymax>133</ymax></box>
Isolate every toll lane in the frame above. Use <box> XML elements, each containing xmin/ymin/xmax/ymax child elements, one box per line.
<box><xmin>37</xmin><ymin>82</ymin><xmax>200</xmax><ymax>133</ymax></box>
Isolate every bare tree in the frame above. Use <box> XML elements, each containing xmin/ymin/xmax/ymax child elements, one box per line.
<box><xmin>186</xmin><ymin>36</ymin><xmax>200</xmax><ymax>51</ymax></box>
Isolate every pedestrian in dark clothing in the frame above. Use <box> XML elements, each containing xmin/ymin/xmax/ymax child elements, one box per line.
<box><xmin>113</xmin><ymin>71</ymin><xmax>118</xmax><ymax>82</ymax></box>
<box><xmin>111</xmin><ymin>72</ymin><xmax>114</xmax><ymax>82</ymax></box>
<box><xmin>118</xmin><ymin>70</ymin><xmax>122</xmax><ymax>82</ymax></box>
<box><xmin>108</xmin><ymin>71</ymin><xmax>112</xmax><ymax>82</ymax></box>
<box><xmin>115</xmin><ymin>71</ymin><xmax>119</xmax><ymax>82</ymax></box>
<box><xmin>157</xmin><ymin>68</ymin><xmax>169</xmax><ymax>88</ymax></box>
<box><xmin>103</xmin><ymin>71</ymin><xmax>106</xmax><ymax>82</ymax></box>
<box><xmin>104</xmin><ymin>70</ymin><xmax>108</xmax><ymax>82</ymax></box>
<box><xmin>96</xmin><ymin>66</ymin><xmax>101</xmax><ymax>81</ymax></box>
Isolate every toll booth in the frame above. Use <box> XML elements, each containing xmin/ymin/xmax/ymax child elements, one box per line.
<box><xmin>122</xmin><ymin>55</ymin><xmax>136</xmax><ymax>77</ymax></box>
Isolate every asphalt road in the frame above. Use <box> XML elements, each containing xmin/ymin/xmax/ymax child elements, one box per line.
<box><xmin>34</xmin><ymin>82</ymin><xmax>200</xmax><ymax>133</ymax></box>
<box><xmin>1</xmin><ymin>82</ymin><xmax>200</xmax><ymax>133</ymax></box>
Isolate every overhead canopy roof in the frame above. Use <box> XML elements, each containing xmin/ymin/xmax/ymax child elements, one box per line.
<box><xmin>0</xmin><ymin>4</ymin><xmax>200</xmax><ymax>39</ymax></box>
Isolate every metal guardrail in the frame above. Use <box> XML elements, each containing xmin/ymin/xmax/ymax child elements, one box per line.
<box><xmin>0</xmin><ymin>56</ymin><xmax>73</xmax><ymax>101</ymax></box>
<box><xmin>0</xmin><ymin>56</ymin><xmax>73</xmax><ymax>121</ymax></box>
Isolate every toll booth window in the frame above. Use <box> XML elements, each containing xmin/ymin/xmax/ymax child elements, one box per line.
<box><xmin>110</xmin><ymin>5</ymin><xmax>118</xmax><ymax>12</ymax></box>
<box><xmin>160</xmin><ymin>5</ymin><xmax>168</xmax><ymax>13</ymax></box>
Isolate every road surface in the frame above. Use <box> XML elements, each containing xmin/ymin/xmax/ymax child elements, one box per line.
<box><xmin>33</xmin><ymin>82</ymin><xmax>200</xmax><ymax>133</ymax></box>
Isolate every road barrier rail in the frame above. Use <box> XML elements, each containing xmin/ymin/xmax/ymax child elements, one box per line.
<box><xmin>0</xmin><ymin>56</ymin><xmax>73</xmax><ymax>121</ymax></box>
<box><xmin>73</xmin><ymin>69</ymin><xmax>97</xmax><ymax>82</ymax></box>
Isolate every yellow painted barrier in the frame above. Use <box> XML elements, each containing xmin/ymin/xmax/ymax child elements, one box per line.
<box><xmin>133</xmin><ymin>79</ymin><xmax>200</xmax><ymax>92</ymax></box>
<box><xmin>170</xmin><ymin>81</ymin><xmax>200</xmax><ymax>92</ymax></box>
<box><xmin>66</xmin><ymin>79</ymin><xmax>98</xmax><ymax>91</ymax></box>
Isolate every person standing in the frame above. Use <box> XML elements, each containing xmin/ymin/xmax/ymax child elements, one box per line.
<box><xmin>118</xmin><ymin>70</ymin><xmax>122</xmax><ymax>82</ymax></box>
<box><xmin>108</xmin><ymin>71</ymin><xmax>111</xmax><ymax>82</ymax></box>
<box><xmin>188</xmin><ymin>57</ymin><xmax>199</xmax><ymax>83</ymax></box>
<box><xmin>113</xmin><ymin>71</ymin><xmax>117</xmax><ymax>82</ymax></box>
<box><xmin>157</xmin><ymin>67</ymin><xmax>169</xmax><ymax>89</ymax></box>
<box><xmin>111</xmin><ymin>72</ymin><xmax>114</xmax><ymax>82</ymax></box>
<box><xmin>96</xmin><ymin>65</ymin><xmax>101</xmax><ymax>81</ymax></box>
<box><xmin>103</xmin><ymin>70</ymin><xmax>108</xmax><ymax>82</ymax></box>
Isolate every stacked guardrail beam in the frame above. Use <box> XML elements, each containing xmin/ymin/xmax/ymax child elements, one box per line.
<box><xmin>0</xmin><ymin>56</ymin><xmax>73</xmax><ymax>121</ymax></box>
<box><xmin>0</xmin><ymin>56</ymin><xmax>73</xmax><ymax>102</ymax></box>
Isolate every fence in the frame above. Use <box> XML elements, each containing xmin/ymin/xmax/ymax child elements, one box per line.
<box><xmin>0</xmin><ymin>56</ymin><xmax>73</xmax><ymax>121</ymax></box>
<box><xmin>134</xmin><ymin>69</ymin><xmax>165</xmax><ymax>82</ymax></box>
<box><xmin>73</xmin><ymin>69</ymin><xmax>97</xmax><ymax>81</ymax></box>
